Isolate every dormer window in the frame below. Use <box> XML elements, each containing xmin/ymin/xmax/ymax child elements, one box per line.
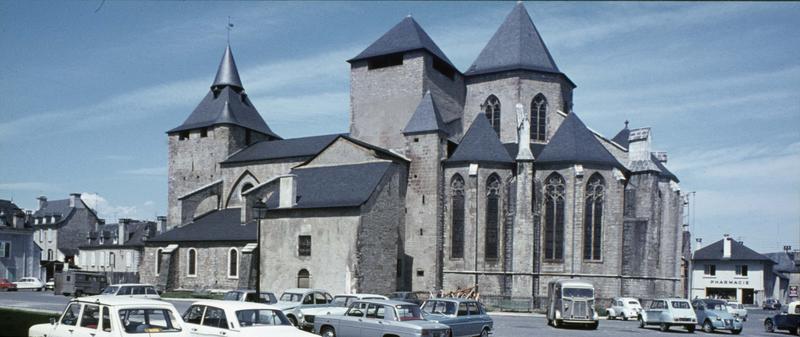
<box><xmin>368</xmin><ymin>53</ymin><xmax>404</xmax><ymax>70</ymax></box>
<box><xmin>179</xmin><ymin>131</ymin><xmax>190</xmax><ymax>141</ymax></box>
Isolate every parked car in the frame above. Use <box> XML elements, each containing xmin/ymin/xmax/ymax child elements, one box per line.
<box><xmin>764</xmin><ymin>298</ymin><xmax>783</xmax><ymax>311</ymax></box>
<box><xmin>54</xmin><ymin>270</ymin><xmax>108</xmax><ymax>297</ymax></box>
<box><xmin>100</xmin><ymin>284</ymin><xmax>161</xmax><ymax>299</ymax></box>
<box><xmin>0</xmin><ymin>278</ymin><xmax>17</xmax><ymax>291</ymax></box>
<box><xmin>314</xmin><ymin>299</ymin><xmax>450</xmax><ymax>337</ymax></box>
<box><xmin>726</xmin><ymin>301</ymin><xmax>748</xmax><ymax>321</ymax></box>
<box><xmin>14</xmin><ymin>277</ymin><xmax>45</xmax><ymax>291</ymax></box>
<box><xmin>45</xmin><ymin>278</ymin><xmax>55</xmax><ymax>291</ymax></box>
<box><xmin>546</xmin><ymin>279</ymin><xmax>599</xmax><ymax>329</ymax></box>
<box><xmin>272</xmin><ymin>288</ymin><xmax>332</xmax><ymax>325</ymax></box>
<box><xmin>387</xmin><ymin>291</ymin><xmax>431</xmax><ymax>306</ymax></box>
<box><xmin>638</xmin><ymin>298</ymin><xmax>697</xmax><ymax>332</ymax></box>
<box><xmin>764</xmin><ymin>301</ymin><xmax>800</xmax><ymax>335</ymax></box>
<box><xmin>692</xmin><ymin>298</ymin><xmax>743</xmax><ymax>334</ymax></box>
<box><xmin>607</xmin><ymin>297</ymin><xmax>642</xmax><ymax>321</ymax></box>
<box><xmin>291</xmin><ymin>293</ymin><xmax>388</xmax><ymax>331</ymax></box>
<box><xmin>222</xmin><ymin>289</ymin><xmax>277</xmax><ymax>304</ymax></box>
<box><xmin>182</xmin><ymin>300</ymin><xmax>316</xmax><ymax>337</ymax></box>
<box><xmin>28</xmin><ymin>295</ymin><xmax>188</xmax><ymax>337</ymax></box>
<box><xmin>421</xmin><ymin>298</ymin><xmax>493</xmax><ymax>337</ymax></box>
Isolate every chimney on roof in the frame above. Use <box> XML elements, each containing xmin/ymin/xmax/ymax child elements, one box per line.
<box><xmin>69</xmin><ymin>193</ymin><xmax>81</xmax><ymax>208</ymax></box>
<box><xmin>13</xmin><ymin>212</ymin><xmax>26</xmax><ymax>229</ymax></box>
<box><xmin>118</xmin><ymin>221</ymin><xmax>126</xmax><ymax>246</ymax></box>
<box><xmin>156</xmin><ymin>216</ymin><xmax>167</xmax><ymax>234</ymax></box>
<box><xmin>279</xmin><ymin>175</ymin><xmax>297</xmax><ymax>208</ymax></box>
<box><xmin>37</xmin><ymin>196</ymin><xmax>47</xmax><ymax>210</ymax></box>
<box><xmin>723</xmin><ymin>234</ymin><xmax>732</xmax><ymax>259</ymax></box>
<box><xmin>628</xmin><ymin>127</ymin><xmax>651</xmax><ymax>162</ymax></box>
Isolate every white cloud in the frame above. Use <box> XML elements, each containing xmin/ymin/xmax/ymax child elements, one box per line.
<box><xmin>80</xmin><ymin>192</ymin><xmax>138</xmax><ymax>221</ymax></box>
<box><xmin>120</xmin><ymin>166</ymin><xmax>167</xmax><ymax>176</ymax></box>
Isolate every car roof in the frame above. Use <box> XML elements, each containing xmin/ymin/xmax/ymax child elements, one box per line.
<box><xmin>108</xmin><ymin>283</ymin><xmax>155</xmax><ymax>287</ymax></box>
<box><xmin>281</xmin><ymin>288</ymin><xmax>327</xmax><ymax>294</ymax></box>
<box><xmin>334</xmin><ymin>294</ymin><xmax>387</xmax><ymax>299</ymax></box>
<box><xmin>658</xmin><ymin>298</ymin><xmax>690</xmax><ymax>302</ymax></box>
<box><xmin>227</xmin><ymin>289</ymin><xmax>274</xmax><ymax>294</ymax></box>
<box><xmin>554</xmin><ymin>279</ymin><xmax>594</xmax><ymax>288</ymax></box>
<box><xmin>614</xmin><ymin>297</ymin><xmax>640</xmax><ymax>302</ymax></box>
<box><xmin>354</xmin><ymin>299</ymin><xmax>419</xmax><ymax>306</ymax></box>
<box><xmin>190</xmin><ymin>299</ymin><xmax>282</xmax><ymax>310</ymax></box>
<box><xmin>427</xmin><ymin>298</ymin><xmax>477</xmax><ymax>303</ymax></box>
<box><xmin>73</xmin><ymin>296</ymin><xmax>173</xmax><ymax>307</ymax></box>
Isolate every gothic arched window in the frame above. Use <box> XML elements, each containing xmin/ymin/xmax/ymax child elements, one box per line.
<box><xmin>485</xmin><ymin>174</ymin><xmax>501</xmax><ymax>260</ymax></box>
<box><xmin>484</xmin><ymin>95</ymin><xmax>501</xmax><ymax>136</ymax></box>
<box><xmin>583</xmin><ymin>174</ymin><xmax>605</xmax><ymax>261</ymax></box>
<box><xmin>155</xmin><ymin>249</ymin><xmax>163</xmax><ymax>276</ymax></box>
<box><xmin>531</xmin><ymin>94</ymin><xmax>547</xmax><ymax>141</ymax></box>
<box><xmin>228</xmin><ymin>248</ymin><xmax>239</xmax><ymax>278</ymax></box>
<box><xmin>297</xmin><ymin>269</ymin><xmax>310</xmax><ymax>288</ymax></box>
<box><xmin>451</xmin><ymin>174</ymin><xmax>466</xmax><ymax>259</ymax></box>
<box><xmin>544</xmin><ymin>173</ymin><xmax>565</xmax><ymax>260</ymax></box>
<box><xmin>187</xmin><ymin>248</ymin><xmax>197</xmax><ymax>276</ymax></box>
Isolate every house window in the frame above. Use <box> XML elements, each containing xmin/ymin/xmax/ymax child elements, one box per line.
<box><xmin>531</xmin><ymin>94</ymin><xmax>547</xmax><ymax>141</ymax></box>
<box><xmin>367</xmin><ymin>53</ymin><xmax>403</xmax><ymax>70</ymax></box>
<box><xmin>485</xmin><ymin>174</ymin><xmax>501</xmax><ymax>260</ymax></box>
<box><xmin>483</xmin><ymin>95</ymin><xmax>501</xmax><ymax>136</ymax></box>
<box><xmin>126</xmin><ymin>251</ymin><xmax>132</xmax><ymax>268</ymax></box>
<box><xmin>228</xmin><ymin>248</ymin><xmax>239</xmax><ymax>278</ymax></box>
<box><xmin>187</xmin><ymin>248</ymin><xmax>197</xmax><ymax>277</ymax></box>
<box><xmin>297</xmin><ymin>269</ymin><xmax>310</xmax><ymax>288</ymax></box>
<box><xmin>91</xmin><ymin>251</ymin><xmax>96</xmax><ymax>266</ymax></box>
<box><xmin>583</xmin><ymin>174</ymin><xmax>605</xmax><ymax>261</ymax></box>
<box><xmin>736</xmin><ymin>265</ymin><xmax>748</xmax><ymax>276</ymax></box>
<box><xmin>704</xmin><ymin>264</ymin><xmax>716</xmax><ymax>276</ymax></box>
<box><xmin>109</xmin><ymin>252</ymin><xmax>115</xmax><ymax>268</ymax></box>
<box><xmin>299</xmin><ymin>235</ymin><xmax>311</xmax><ymax>256</ymax></box>
<box><xmin>450</xmin><ymin>174</ymin><xmax>466</xmax><ymax>259</ymax></box>
<box><xmin>155</xmin><ymin>249</ymin><xmax>163</xmax><ymax>276</ymax></box>
<box><xmin>46</xmin><ymin>249</ymin><xmax>53</xmax><ymax>261</ymax></box>
<box><xmin>0</xmin><ymin>242</ymin><xmax>10</xmax><ymax>258</ymax></box>
<box><xmin>544</xmin><ymin>173</ymin><xmax>566</xmax><ymax>260</ymax></box>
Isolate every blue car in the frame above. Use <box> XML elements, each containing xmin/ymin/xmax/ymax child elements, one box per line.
<box><xmin>421</xmin><ymin>298</ymin><xmax>493</xmax><ymax>337</ymax></box>
<box><xmin>691</xmin><ymin>299</ymin><xmax>743</xmax><ymax>334</ymax></box>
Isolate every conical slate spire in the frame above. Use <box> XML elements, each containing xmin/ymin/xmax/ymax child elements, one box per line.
<box><xmin>611</xmin><ymin>121</ymin><xmax>630</xmax><ymax>149</ymax></box>
<box><xmin>403</xmin><ymin>91</ymin><xmax>447</xmax><ymax>135</ymax></box>
<box><xmin>348</xmin><ymin>16</ymin><xmax>455</xmax><ymax>68</ymax></box>
<box><xmin>536</xmin><ymin>112</ymin><xmax>624</xmax><ymax>169</ymax></box>
<box><xmin>446</xmin><ymin>114</ymin><xmax>514</xmax><ymax>164</ymax></box>
<box><xmin>465</xmin><ymin>2</ymin><xmax>561</xmax><ymax>76</ymax></box>
<box><xmin>212</xmin><ymin>44</ymin><xmax>243</xmax><ymax>90</ymax></box>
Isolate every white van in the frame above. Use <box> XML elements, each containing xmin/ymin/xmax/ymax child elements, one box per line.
<box><xmin>100</xmin><ymin>284</ymin><xmax>161</xmax><ymax>299</ymax></box>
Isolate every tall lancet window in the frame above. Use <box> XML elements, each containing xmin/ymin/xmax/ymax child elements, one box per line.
<box><xmin>583</xmin><ymin>174</ymin><xmax>605</xmax><ymax>261</ymax></box>
<box><xmin>544</xmin><ymin>173</ymin><xmax>565</xmax><ymax>260</ymax></box>
<box><xmin>531</xmin><ymin>94</ymin><xmax>547</xmax><ymax>141</ymax></box>
<box><xmin>483</xmin><ymin>95</ymin><xmax>501</xmax><ymax>136</ymax></box>
<box><xmin>451</xmin><ymin>174</ymin><xmax>466</xmax><ymax>259</ymax></box>
<box><xmin>485</xmin><ymin>174</ymin><xmax>501</xmax><ymax>260</ymax></box>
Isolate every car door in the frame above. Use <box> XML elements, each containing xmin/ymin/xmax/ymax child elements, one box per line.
<box><xmin>362</xmin><ymin>303</ymin><xmax>389</xmax><ymax>337</ymax></box>
<box><xmin>467</xmin><ymin>302</ymin><xmax>486</xmax><ymax>335</ymax></box>
<box><xmin>693</xmin><ymin>301</ymin><xmax>707</xmax><ymax>323</ymax></box>
<box><xmin>339</xmin><ymin>302</ymin><xmax>367</xmax><ymax>337</ymax></box>
<box><xmin>183</xmin><ymin>304</ymin><xmax>206</xmax><ymax>336</ymax></box>
<box><xmin>645</xmin><ymin>300</ymin><xmax>663</xmax><ymax>323</ymax></box>
<box><xmin>197</xmin><ymin>306</ymin><xmax>231</xmax><ymax>337</ymax></box>
<box><xmin>74</xmin><ymin>303</ymin><xmax>111</xmax><ymax>337</ymax></box>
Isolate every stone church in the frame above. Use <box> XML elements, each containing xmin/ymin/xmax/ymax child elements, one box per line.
<box><xmin>142</xmin><ymin>3</ymin><xmax>685</xmax><ymax>307</ymax></box>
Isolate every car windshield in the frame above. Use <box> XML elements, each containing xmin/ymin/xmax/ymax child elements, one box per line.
<box><xmin>101</xmin><ymin>286</ymin><xmax>119</xmax><ymax>295</ymax></box>
<box><xmin>236</xmin><ymin>309</ymin><xmax>290</xmax><ymax>327</ymax></box>
<box><xmin>671</xmin><ymin>301</ymin><xmax>691</xmax><ymax>309</ymax></box>
<box><xmin>395</xmin><ymin>305</ymin><xmax>423</xmax><ymax>321</ymax></box>
<box><xmin>332</xmin><ymin>296</ymin><xmax>355</xmax><ymax>307</ymax></box>
<box><xmin>118</xmin><ymin>308</ymin><xmax>182</xmax><ymax>334</ymax></box>
<box><xmin>562</xmin><ymin>288</ymin><xmax>593</xmax><ymax>298</ymax></box>
<box><xmin>279</xmin><ymin>293</ymin><xmax>302</xmax><ymax>302</ymax></box>
<box><xmin>223</xmin><ymin>291</ymin><xmax>243</xmax><ymax>301</ymax></box>
<box><xmin>423</xmin><ymin>301</ymin><xmax>457</xmax><ymax>315</ymax></box>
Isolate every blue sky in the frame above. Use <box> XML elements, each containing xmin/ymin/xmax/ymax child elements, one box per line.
<box><xmin>1</xmin><ymin>1</ymin><xmax>798</xmax><ymax>253</ymax></box>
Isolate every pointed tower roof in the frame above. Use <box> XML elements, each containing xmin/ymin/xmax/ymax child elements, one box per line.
<box><xmin>611</xmin><ymin>121</ymin><xmax>630</xmax><ymax>149</ymax></box>
<box><xmin>212</xmin><ymin>45</ymin><xmax>243</xmax><ymax>90</ymax></box>
<box><xmin>348</xmin><ymin>16</ymin><xmax>456</xmax><ymax>68</ymax></box>
<box><xmin>465</xmin><ymin>3</ymin><xmax>570</xmax><ymax>84</ymax></box>
<box><xmin>537</xmin><ymin>112</ymin><xmax>624</xmax><ymax>169</ymax></box>
<box><xmin>446</xmin><ymin>114</ymin><xmax>514</xmax><ymax>165</ymax></box>
<box><xmin>403</xmin><ymin>91</ymin><xmax>447</xmax><ymax>135</ymax></box>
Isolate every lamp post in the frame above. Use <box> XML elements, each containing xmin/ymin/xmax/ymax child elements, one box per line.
<box><xmin>252</xmin><ymin>200</ymin><xmax>268</xmax><ymax>297</ymax></box>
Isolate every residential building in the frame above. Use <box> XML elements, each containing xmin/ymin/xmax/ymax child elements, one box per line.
<box><xmin>691</xmin><ymin>235</ymin><xmax>775</xmax><ymax>305</ymax></box>
<box><xmin>0</xmin><ymin>199</ymin><xmax>43</xmax><ymax>280</ymax></box>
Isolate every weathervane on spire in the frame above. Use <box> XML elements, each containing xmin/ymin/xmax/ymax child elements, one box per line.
<box><xmin>226</xmin><ymin>16</ymin><xmax>234</xmax><ymax>44</ymax></box>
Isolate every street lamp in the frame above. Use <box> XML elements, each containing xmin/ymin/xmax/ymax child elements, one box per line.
<box><xmin>252</xmin><ymin>200</ymin><xmax>268</xmax><ymax>298</ymax></box>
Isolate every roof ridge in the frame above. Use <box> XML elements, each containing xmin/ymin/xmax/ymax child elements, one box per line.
<box><xmin>446</xmin><ymin>114</ymin><xmax>514</xmax><ymax>164</ymax></box>
<box><xmin>536</xmin><ymin>112</ymin><xmax>625</xmax><ymax>170</ymax></box>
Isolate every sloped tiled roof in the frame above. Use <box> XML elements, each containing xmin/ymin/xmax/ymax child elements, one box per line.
<box><xmin>502</xmin><ymin>142</ymin><xmax>546</xmax><ymax>160</ymax></box>
<box><xmin>611</xmin><ymin>125</ymin><xmax>630</xmax><ymax>149</ymax></box>
<box><xmin>693</xmin><ymin>239</ymin><xmax>774</xmax><ymax>262</ymax></box>
<box><xmin>349</xmin><ymin>16</ymin><xmax>456</xmax><ymax>68</ymax></box>
<box><xmin>222</xmin><ymin>134</ymin><xmax>343</xmax><ymax>164</ymax></box>
<box><xmin>267</xmin><ymin>162</ymin><xmax>393</xmax><ymax>210</ymax></box>
<box><xmin>403</xmin><ymin>91</ymin><xmax>447</xmax><ymax>135</ymax></box>
<box><xmin>80</xmin><ymin>221</ymin><xmax>156</xmax><ymax>249</ymax></box>
<box><xmin>652</xmin><ymin>154</ymin><xmax>679</xmax><ymax>182</ymax></box>
<box><xmin>33</xmin><ymin>199</ymin><xmax>72</xmax><ymax>220</ymax></box>
<box><xmin>148</xmin><ymin>208</ymin><xmax>254</xmax><ymax>243</ymax></box>
<box><xmin>446</xmin><ymin>114</ymin><xmax>514</xmax><ymax>165</ymax></box>
<box><xmin>536</xmin><ymin>112</ymin><xmax>625</xmax><ymax>170</ymax></box>
<box><xmin>465</xmin><ymin>3</ymin><xmax>567</xmax><ymax>83</ymax></box>
<box><xmin>765</xmin><ymin>252</ymin><xmax>799</xmax><ymax>273</ymax></box>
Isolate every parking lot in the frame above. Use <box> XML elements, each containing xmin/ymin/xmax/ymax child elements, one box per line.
<box><xmin>0</xmin><ymin>291</ymin><xmax>785</xmax><ymax>336</ymax></box>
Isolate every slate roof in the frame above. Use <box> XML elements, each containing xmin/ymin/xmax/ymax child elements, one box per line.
<box><xmin>693</xmin><ymin>239</ymin><xmax>775</xmax><ymax>262</ymax></box>
<box><xmin>349</xmin><ymin>16</ymin><xmax>456</xmax><ymax>69</ymax></box>
<box><xmin>465</xmin><ymin>2</ymin><xmax>570</xmax><ymax>86</ymax></box>
<box><xmin>611</xmin><ymin>125</ymin><xmax>630</xmax><ymax>149</ymax></box>
<box><xmin>502</xmin><ymin>142</ymin><xmax>546</xmax><ymax>160</ymax></box>
<box><xmin>536</xmin><ymin>112</ymin><xmax>625</xmax><ymax>170</ymax></box>
<box><xmin>148</xmin><ymin>208</ymin><xmax>254</xmax><ymax>243</ymax></box>
<box><xmin>446</xmin><ymin>114</ymin><xmax>514</xmax><ymax>165</ymax></box>
<box><xmin>32</xmin><ymin>199</ymin><xmax>73</xmax><ymax>225</ymax></box>
<box><xmin>222</xmin><ymin>134</ymin><xmax>343</xmax><ymax>164</ymax></box>
<box><xmin>403</xmin><ymin>91</ymin><xmax>447</xmax><ymax>135</ymax></box>
<box><xmin>212</xmin><ymin>45</ymin><xmax>243</xmax><ymax>90</ymax></box>
<box><xmin>652</xmin><ymin>154</ymin><xmax>679</xmax><ymax>182</ymax></box>
<box><xmin>80</xmin><ymin>221</ymin><xmax>156</xmax><ymax>249</ymax></box>
<box><xmin>765</xmin><ymin>252</ymin><xmax>800</xmax><ymax>273</ymax></box>
<box><xmin>0</xmin><ymin>199</ymin><xmax>26</xmax><ymax>228</ymax></box>
<box><xmin>267</xmin><ymin>162</ymin><xmax>393</xmax><ymax>210</ymax></box>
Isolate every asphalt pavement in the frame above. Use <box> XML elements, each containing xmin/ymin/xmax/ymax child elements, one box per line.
<box><xmin>0</xmin><ymin>290</ymin><xmax>787</xmax><ymax>337</ymax></box>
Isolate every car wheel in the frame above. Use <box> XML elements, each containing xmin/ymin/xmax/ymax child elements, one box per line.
<box><xmin>608</xmin><ymin>313</ymin><xmax>614</xmax><ymax>320</ymax></box>
<box><xmin>622</xmin><ymin>313</ymin><xmax>628</xmax><ymax>321</ymax></box>
<box><xmin>287</xmin><ymin>316</ymin><xmax>298</xmax><ymax>327</ymax></box>
<box><xmin>553</xmin><ymin>319</ymin><xmax>561</xmax><ymax>328</ymax></box>
<box><xmin>703</xmin><ymin>320</ymin><xmax>714</xmax><ymax>333</ymax></box>
<box><xmin>660</xmin><ymin>323</ymin><xmax>669</xmax><ymax>332</ymax></box>
<box><xmin>686</xmin><ymin>324</ymin><xmax>696</xmax><ymax>333</ymax></box>
<box><xmin>589</xmin><ymin>322</ymin><xmax>598</xmax><ymax>330</ymax></box>
<box><xmin>480</xmin><ymin>327</ymin><xmax>490</xmax><ymax>337</ymax></box>
<box><xmin>731</xmin><ymin>328</ymin><xmax>741</xmax><ymax>335</ymax></box>
<box><xmin>638</xmin><ymin>317</ymin><xmax>645</xmax><ymax>329</ymax></box>
<box><xmin>320</xmin><ymin>326</ymin><xmax>336</xmax><ymax>337</ymax></box>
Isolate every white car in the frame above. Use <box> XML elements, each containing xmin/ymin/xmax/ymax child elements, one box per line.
<box><xmin>607</xmin><ymin>297</ymin><xmax>642</xmax><ymax>320</ymax></box>
<box><xmin>182</xmin><ymin>300</ymin><xmax>317</xmax><ymax>337</ymax></box>
<box><xmin>273</xmin><ymin>288</ymin><xmax>333</xmax><ymax>325</ymax></box>
<box><xmin>290</xmin><ymin>293</ymin><xmax>388</xmax><ymax>330</ymax></box>
<box><xmin>638</xmin><ymin>298</ymin><xmax>698</xmax><ymax>332</ymax></box>
<box><xmin>726</xmin><ymin>301</ymin><xmax>748</xmax><ymax>321</ymax></box>
<box><xmin>14</xmin><ymin>277</ymin><xmax>45</xmax><ymax>291</ymax></box>
<box><xmin>29</xmin><ymin>295</ymin><xmax>187</xmax><ymax>337</ymax></box>
<box><xmin>100</xmin><ymin>284</ymin><xmax>161</xmax><ymax>299</ymax></box>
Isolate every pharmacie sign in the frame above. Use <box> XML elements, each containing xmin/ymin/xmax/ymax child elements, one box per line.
<box><xmin>708</xmin><ymin>279</ymin><xmax>750</xmax><ymax>286</ymax></box>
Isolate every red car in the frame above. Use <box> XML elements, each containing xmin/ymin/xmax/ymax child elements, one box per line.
<box><xmin>0</xmin><ymin>278</ymin><xmax>17</xmax><ymax>291</ymax></box>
